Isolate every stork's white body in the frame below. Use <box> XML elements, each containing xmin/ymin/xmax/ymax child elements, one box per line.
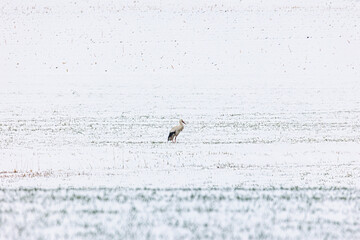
<box><xmin>168</xmin><ymin>119</ymin><xmax>186</xmax><ymax>142</ymax></box>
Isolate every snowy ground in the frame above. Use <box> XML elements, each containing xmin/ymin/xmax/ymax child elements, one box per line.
<box><xmin>1</xmin><ymin>0</ymin><xmax>360</xmax><ymax>239</ymax></box>
<box><xmin>1</xmin><ymin>187</ymin><xmax>359</xmax><ymax>239</ymax></box>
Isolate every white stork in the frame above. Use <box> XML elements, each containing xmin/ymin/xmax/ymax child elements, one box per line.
<box><xmin>168</xmin><ymin>119</ymin><xmax>186</xmax><ymax>142</ymax></box>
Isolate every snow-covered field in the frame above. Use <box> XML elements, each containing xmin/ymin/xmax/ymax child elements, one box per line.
<box><xmin>1</xmin><ymin>187</ymin><xmax>358</xmax><ymax>239</ymax></box>
<box><xmin>1</xmin><ymin>0</ymin><xmax>360</xmax><ymax>239</ymax></box>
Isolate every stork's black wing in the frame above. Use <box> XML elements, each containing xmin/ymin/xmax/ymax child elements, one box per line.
<box><xmin>168</xmin><ymin>131</ymin><xmax>176</xmax><ymax>141</ymax></box>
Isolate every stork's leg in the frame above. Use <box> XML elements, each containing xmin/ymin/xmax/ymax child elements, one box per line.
<box><xmin>175</xmin><ymin>136</ymin><xmax>177</xmax><ymax>143</ymax></box>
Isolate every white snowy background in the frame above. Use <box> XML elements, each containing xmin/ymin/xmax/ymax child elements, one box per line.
<box><xmin>0</xmin><ymin>0</ymin><xmax>359</xmax><ymax>239</ymax></box>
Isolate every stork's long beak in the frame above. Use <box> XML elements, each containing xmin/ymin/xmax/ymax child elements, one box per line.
<box><xmin>182</xmin><ymin>120</ymin><xmax>186</xmax><ymax>124</ymax></box>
